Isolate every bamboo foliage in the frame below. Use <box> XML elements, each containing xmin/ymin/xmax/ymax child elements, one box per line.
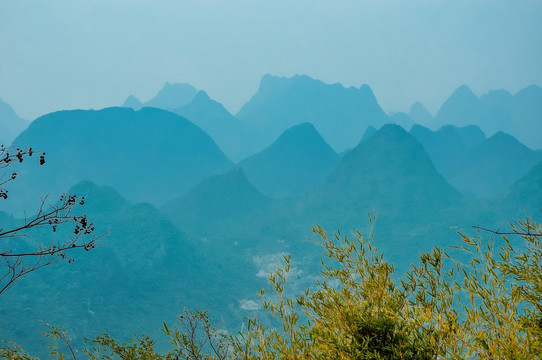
<box><xmin>2</xmin><ymin>219</ymin><xmax>541</xmax><ymax>359</ymax></box>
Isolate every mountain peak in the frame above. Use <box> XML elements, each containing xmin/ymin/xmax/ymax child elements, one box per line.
<box><xmin>359</xmin><ymin>126</ymin><xmax>378</xmax><ymax>144</ymax></box>
<box><xmin>239</xmin><ymin>123</ymin><xmax>338</xmax><ymax>197</ymax></box>
<box><xmin>408</xmin><ymin>101</ymin><xmax>433</xmax><ymax>125</ymax></box>
<box><xmin>390</xmin><ymin>112</ymin><xmax>414</xmax><ymax>130</ymax></box>
<box><xmin>517</xmin><ymin>84</ymin><xmax>542</xmax><ymax>94</ymax></box>
<box><xmin>410</xmin><ymin>101</ymin><xmax>430</xmax><ymax>114</ymax></box>
<box><xmin>257</xmin><ymin>74</ymin><xmax>289</xmax><ymax>94</ymax></box>
<box><xmin>122</xmin><ymin>95</ymin><xmax>143</xmax><ymax>110</ymax></box>
<box><xmin>453</xmin><ymin>84</ymin><xmax>477</xmax><ymax>99</ymax></box>
<box><xmin>438</xmin><ymin>85</ymin><xmax>479</xmax><ymax>109</ymax></box>
<box><xmin>344</xmin><ymin>123</ymin><xmax>426</xmax><ymax>166</ymax></box>
<box><xmin>276</xmin><ymin>122</ymin><xmax>318</xmax><ymax>140</ymax></box>
<box><xmin>308</xmin><ymin>123</ymin><xmax>459</xmax><ymax>227</ymax></box>
<box><xmin>359</xmin><ymin>83</ymin><xmax>376</xmax><ymax>99</ymax></box>
<box><xmin>434</xmin><ymin>84</ymin><xmax>482</xmax><ymax>128</ymax></box>
<box><xmin>514</xmin><ymin>84</ymin><xmax>542</xmax><ymax>100</ymax></box>
<box><xmin>145</xmin><ymin>82</ymin><xmax>197</xmax><ymax>109</ymax></box>
<box><xmin>201</xmin><ymin>167</ymin><xmax>261</xmax><ymax>197</ymax></box>
<box><xmin>7</xmin><ymin>106</ymin><xmax>233</xmax><ymax>211</ymax></box>
<box><xmin>486</xmin><ymin>131</ymin><xmax>527</xmax><ymax>149</ymax></box>
<box><xmin>269</xmin><ymin>122</ymin><xmax>337</xmax><ymax>157</ymax></box>
<box><xmin>370</xmin><ymin>123</ymin><xmax>407</xmax><ymax>138</ymax></box>
<box><xmin>162</xmin><ymin>167</ymin><xmax>270</xmax><ymax>223</ymax></box>
<box><xmin>237</xmin><ymin>74</ymin><xmax>389</xmax><ymax>155</ymax></box>
<box><xmin>344</xmin><ymin>123</ymin><xmax>438</xmax><ymax>174</ymax></box>
<box><xmin>193</xmin><ymin>90</ymin><xmax>211</xmax><ymax>101</ymax></box>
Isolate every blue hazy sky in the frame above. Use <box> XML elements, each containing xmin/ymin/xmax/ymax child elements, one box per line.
<box><xmin>1</xmin><ymin>0</ymin><xmax>541</xmax><ymax>120</ymax></box>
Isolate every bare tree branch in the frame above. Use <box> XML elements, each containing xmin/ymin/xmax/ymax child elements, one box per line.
<box><xmin>472</xmin><ymin>226</ymin><xmax>542</xmax><ymax>237</ymax></box>
<box><xmin>0</xmin><ymin>144</ymin><xmax>107</xmax><ymax>296</ymax></box>
<box><xmin>473</xmin><ymin>217</ymin><xmax>542</xmax><ymax>237</ymax></box>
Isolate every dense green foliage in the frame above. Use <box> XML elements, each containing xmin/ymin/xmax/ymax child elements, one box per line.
<box><xmin>3</xmin><ymin>218</ymin><xmax>540</xmax><ymax>359</ymax></box>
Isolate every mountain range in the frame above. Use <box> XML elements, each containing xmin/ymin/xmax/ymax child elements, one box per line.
<box><xmin>411</xmin><ymin>124</ymin><xmax>542</xmax><ymax>198</ymax></box>
<box><xmin>1</xmin><ymin>74</ymin><xmax>541</xmax><ymax>357</ymax></box>
<box><xmin>1</xmin><ymin>107</ymin><xmax>232</xmax><ymax>214</ymax></box>
<box><xmin>432</xmin><ymin>84</ymin><xmax>542</xmax><ymax>150</ymax></box>
<box><xmin>172</xmin><ymin>90</ymin><xmax>246</xmax><ymax>162</ymax></box>
<box><xmin>236</xmin><ymin>74</ymin><xmax>390</xmax><ymax>156</ymax></box>
<box><xmin>0</xmin><ymin>181</ymin><xmax>260</xmax><ymax>354</ymax></box>
<box><xmin>122</xmin><ymin>82</ymin><xmax>198</xmax><ymax>110</ymax></box>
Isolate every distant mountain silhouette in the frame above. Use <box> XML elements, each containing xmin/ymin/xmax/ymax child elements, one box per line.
<box><xmin>3</xmin><ymin>107</ymin><xmax>232</xmax><ymax>213</ymax></box>
<box><xmin>411</xmin><ymin>124</ymin><xmax>542</xmax><ymax>197</ymax></box>
<box><xmin>306</xmin><ymin>124</ymin><xmax>460</xmax><ymax>228</ymax></box>
<box><xmin>161</xmin><ymin>168</ymin><xmax>274</xmax><ymax>241</ymax></box>
<box><xmin>479</xmin><ymin>89</ymin><xmax>514</xmax><ymax>109</ymax></box>
<box><xmin>173</xmin><ymin>90</ymin><xmax>245</xmax><ymax>162</ymax></box>
<box><xmin>0</xmin><ymin>98</ymin><xmax>30</xmax><ymax>146</ymax></box>
<box><xmin>121</xmin><ymin>95</ymin><xmax>143</xmax><ymax>110</ymax></box>
<box><xmin>433</xmin><ymin>84</ymin><xmax>542</xmax><ymax>150</ymax></box>
<box><xmin>478</xmin><ymin>160</ymin><xmax>542</xmax><ymax>230</ymax></box>
<box><xmin>407</xmin><ymin>102</ymin><xmax>433</xmax><ymax>126</ymax></box>
<box><xmin>0</xmin><ymin>180</ymin><xmax>255</xmax><ymax>355</ymax></box>
<box><xmin>434</xmin><ymin>85</ymin><xmax>484</xmax><ymax>127</ymax></box>
<box><xmin>359</xmin><ymin>125</ymin><xmax>378</xmax><ymax>144</ymax></box>
<box><xmin>498</xmin><ymin>160</ymin><xmax>542</xmax><ymax>214</ymax></box>
<box><xmin>446</xmin><ymin>131</ymin><xmax>542</xmax><ymax>198</ymax></box>
<box><xmin>144</xmin><ymin>82</ymin><xmax>197</xmax><ymax>109</ymax></box>
<box><xmin>410</xmin><ymin>124</ymin><xmax>486</xmax><ymax>178</ymax></box>
<box><xmin>454</xmin><ymin>124</ymin><xmax>487</xmax><ymax>150</ymax></box>
<box><xmin>507</xmin><ymin>85</ymin><xmax>542</xmax><ymax>151</ymax></box>
<box><xmin>300</xmin><ymin>124</ymin><xmax>464</xmax><ymax>266</ymax></box>
<box><xmin>389</xmin><ymin>112</ymin><xmax>414</xmax><ymax>130</ymax></box>
<box><xmin>239</xmin><ymin>123</ymin><xmax>339</xmax><ymax>198</ymax></box>
<box><xmin>123</xmin><ymin>83</ymin><xmax>198</xmax><ymax>111</ymax></box>
<box><xmin>3</xmin><ymin>78</ymin><xmax>541</xmax><ymax>357</ymax></box>
<box><xmin>236</xmin><ymin>74</ymin><xmax>389</xmax><ymax>156</ymax></box>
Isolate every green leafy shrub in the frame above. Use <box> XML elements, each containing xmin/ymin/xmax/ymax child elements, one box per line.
<box><xmin>3</xmin><ymin>219</ymin><xmax>541</xmax><ymax>359</ymax></box>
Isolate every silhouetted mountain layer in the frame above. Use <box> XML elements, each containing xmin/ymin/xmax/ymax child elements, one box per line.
<box><xmin>2</xmin><ymin>77</ymin><xmax>541</xmax><ymax>357</ymax></box>
<box><xmin>389</xmin><ymin>112</ymin><xmax>414</xmax><ymax>130</ymax></box>
<box><xmin>239</xmin><ymin>123</ymin><xmax>339</xmax><ymax>198</ymax></box>
<box><xmin>305</xmin><ymin>124</ymin><xmax>461</xmax><ymax>227</ymax></box>
<box><xmin>410</xmin><ymin>124</ymin><xmax>486</xmax><ymax>177</ymax></box>
<box><xmin>122</xmin><ymin>95</ymin><xmax>143</xmax><ymax>110</ymax></box>
<box><xmin>162</xmin><ymin>168</ymin><xmax>276</xmax><ymax>241</ymax></box>
<box><xmin>446</xmin><ymin>132</ymin><xmax>542</xmax><ymax>198</ymax></box>
<box><xmin>123</xmin><ymin>82</ymin><xmax>198</xmax><ymax>111</ymax></box>
<box><xmin>144</xmin><ymin>82</ymin><xmax>197</xmax><ymax>109</ymax></box>
<box><xmin>0</xmin><ymin>181</ymin><xmax>259</xmax><ymax>356</ymax></box>
<box><xmin>411</xmin><ymin>125</ymin><xmax>542</xmax><ymax>198</ymax></box>
<box><xmin>359</xmin><ymin>126</ymin><xmax>378</xmax><ymax>144</ymax></box>
<box><xmin>3</xmin><ymin>107</ymin><xmax>232</xmax><ymax>213</ymax></box>
<box><xmin>236</xmin><ymin>74</ymin><xmax>389</xmax><ymax>157</ymax></box>
<box><xmin>433</xmin><ymin>84</ymin><xmax>542</xmax><ymax>150</ymax></box>
<box><xmin>296</xmin><ymin>124</ymin><xmax>469</xmax><ymax>268</ymax></box>
<box><xmin>173</xmin><ymin>91</ymin><xmax>245</xmax><ymax>162</ymax></box>
<box><xmin>408</xmin><ymin>102</ymin><xmax>433</xmax><ymax>126</ymax></box>
<box><xmin>498</xmin><ymin>160</ymin><xmax>542</xmax><ymax>214</ymax></box>
<box><xmin>0</xmin><ymin>98</ymin><xmax>30</xmax><ymax>146</ymax></box>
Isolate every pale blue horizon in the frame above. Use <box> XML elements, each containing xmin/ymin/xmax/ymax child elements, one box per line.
<box><xmin>1</xmin><ymin>0</ymin><xmax>541</xmax><ymax>120</ymax></box>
